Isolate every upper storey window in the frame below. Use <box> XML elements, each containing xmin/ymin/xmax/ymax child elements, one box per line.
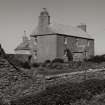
<box><xmin>76</xmin><ymin>38</ymin><xmax>79</xmax><ymax>46</ymax></box>
<box><xmin>64</xmin><ymin>37</ymin><xmax>67</xmax><ymax>45</ymax></box>
<box><xmin>87</xmin><ymin>40</ymin><xmax>90</xmax><ymax>46</ymax></box>
<box><xmin>33</xmin><ymin>50</ymin><xmax>37</xmax><ymax>60</ymax></box>
<box><xmin>35</xmin><ymin>37</ymin><xmax>37</xmax><ymax>42</ymax></box>
<box><xmin>33</xmin><ymin>36</ymin><xmax>38</xmax><ymax>46</ymax></box>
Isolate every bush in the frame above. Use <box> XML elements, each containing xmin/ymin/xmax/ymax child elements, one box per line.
<box><xmin>21</xmin><ymin>62</ymin><xmax>31</xmax><ymax>69</ymax></box>
<box><xmin>41</xmin><ymin>60</ymin><xmax>51</xmax><ymax>67</ymax></box>
<box><xmin>44</xmin><ymin>60</ymin><xmax>51</xmax><ymax>64</ymax></box>
<box><xmin>81</xmin><ymin>79</ymin><xmax>105</xmax><ymax>95</ymax></box>
<box><xmin>48</xmin><ymin>62</ymin><xmax>63</xmax><ymax>69</ymax></box>
<box><xmin>52</xmin><ymin>58</ymin><xmax>64</xmax><ymax>63</ymax></box>
<box><xmin>87</xmin><ymin>55</ymin><xmax>105</xmax><ymax>63</ymax></box>
<box><xmin>32</xmin><ymin>63</ymin><xmax>40</xmax><ymax>68</ymax></box>
<box><xmin>68</xmin><ymin>61</ymin><xmax>82</xmax><ymax>69</ymax></box>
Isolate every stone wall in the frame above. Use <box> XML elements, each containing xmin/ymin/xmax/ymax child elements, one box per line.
<box><xmin>21</xmin><ymin>68</ymin><xmax>105</xmax><ymax>94</ymax></box>
<box><xmin>45</xmin><ymin>68</ymin><xmax>105</xmax><ymax>87</ymax></box>
<box><xmin>56</xmin><ymin>34</ymin><xmax>94</xmax><ymax>61</ymax></box>
<box><xmin>56</xmin><ymin>35</ymin><xmax>65</xmax><ymax>58</ymax></box>
<box><xmin>37</xmin><ymin>35</ymin><xmax>57</xmax><ymax>62</ymax></box>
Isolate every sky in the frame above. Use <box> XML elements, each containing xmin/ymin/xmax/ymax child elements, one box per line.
<box><xmin>0</xmin><ymin>0</ymin><xmax>105</xmax><ymax>55</ymax></box>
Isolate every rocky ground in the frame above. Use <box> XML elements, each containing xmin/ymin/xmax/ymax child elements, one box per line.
<box><xmin>0</xmin><ymin>55</ymin><xmax>44</xmax><ymax>105</ymax></box>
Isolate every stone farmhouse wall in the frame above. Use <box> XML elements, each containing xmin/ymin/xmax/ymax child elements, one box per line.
<box><xmin>57</xmin><ymin>34</ymin><xmax>94</xmax><ymax>61</ymax></box>
<box><xmin>31</xmin><ymin>34</ymin><xmax>94</xmax><ymax>62</ymax></box>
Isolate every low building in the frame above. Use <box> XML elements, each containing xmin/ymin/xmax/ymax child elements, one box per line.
<box><xmin>15</xmin><ymin>31</ymin><xmax>31</xmax><ymax>55</ymax></box>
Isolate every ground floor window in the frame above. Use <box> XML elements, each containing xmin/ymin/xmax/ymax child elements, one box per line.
<box><xmin>84</xmin><ymin>50</ymin><xmax>88</xmax><ymax>57</ymax></box>
<box><xmin>33</xmin><ymin>50</ymin><xmax>37</xmax><ymax>60</ymax></box>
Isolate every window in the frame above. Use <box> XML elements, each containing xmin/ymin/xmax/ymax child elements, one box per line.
<box><xmin>87</xmin><ymin>40</ymin><xmax>90</xmax><ymax>46</ymax></box>
<box><xmin>34</xmin><ymin>50</ymin><xmax>37</xmax><ymax>55</ymax></box>
<box><xmin>33</xmin><ymin>50</ymin><xmax>37</xmax><ymax>59</ymax></box>
<box><xmin>64</xmin><ymin>37</ymin><xmax>67</xmax><ymax>45</ymax></box>
<box><xmin>84</xmin><ymin>50</ymin><xmax>88</xmax><ymax>57</ymax></box>
<box><xmin>35</xmin><ymin>37</ymin><xmax>37</xmax><ymax>42</ymax></box>
<box><xmin>33</xmin><ymin>37</ymin><xmax>38</xmax><ymax>45</ymax></box>
<box><xmin>76</xmin><ymin>38</ymin><xmax>79</xmax><ymax>46</ymax></box>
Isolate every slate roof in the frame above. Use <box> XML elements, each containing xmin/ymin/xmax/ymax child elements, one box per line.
<box><xmin>31</xmin><ymin>23</ymin><xmax>93</xmax><ymax>39</ymax></box>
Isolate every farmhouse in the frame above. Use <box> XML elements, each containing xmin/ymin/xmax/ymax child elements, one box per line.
<box><xmin>15</xmin><ymin>8</ymin><xmax>94</xmax><ymax>62</ymax></box>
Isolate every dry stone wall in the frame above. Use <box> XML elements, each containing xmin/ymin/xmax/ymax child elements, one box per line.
<box><xmin>45</xmin><ymin>68</ymin><xmax>105</xmax><ymax>87</ymax></box>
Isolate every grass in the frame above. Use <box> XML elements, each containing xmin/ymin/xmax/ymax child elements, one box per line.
<box><xmin>10</xmin><ymin>79</ymin><xmax>105</xmax><ymax>105</ymax></box>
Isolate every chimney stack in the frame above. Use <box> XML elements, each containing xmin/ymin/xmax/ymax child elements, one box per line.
<box><xmin>77</xmin><ymin>23</ymin><xmax>86</xmax><ymax>32</ymax></box>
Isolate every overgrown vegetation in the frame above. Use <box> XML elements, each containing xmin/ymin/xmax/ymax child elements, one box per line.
<box><xmin>6</xmin><ymin>54</ymin><xmax>105</xmax><ymax>70</ymax></box>
<box><xmin>6</xmin><ymin>54</ymin><xmax>31</xmax><ymax>68</ymax></box>
<box><xmin>6</xmin><ymin>54</ymin><xmax>105</xmax><ymax>76</ymax></box>
<box><xmin>87</xmin><ymin>55</ymin><xmax>105</xmax><ymax>63</ymax></box>
<box><xmin>32</xmin><ymin>63</ymin><xmax>40</xmax><ymax>68</ymax></box>
<box><xmin>52</xmin><ymin>58</ymin><xmax>64</xmax><ymax>63</ymax></box>
<box><xmin>0</xmin><ymin>51</ymin><xmax>105</xmax><ymax>104</ymax></box>
<box><xmin>11</xmin><ymin>79</ymin><xmax>105</xmax><ymax>105</ymax></box>
<box><xmin>21</xmin><ymin>61</ymin><xmax>31</xmax><ymax>69</ymax></box>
